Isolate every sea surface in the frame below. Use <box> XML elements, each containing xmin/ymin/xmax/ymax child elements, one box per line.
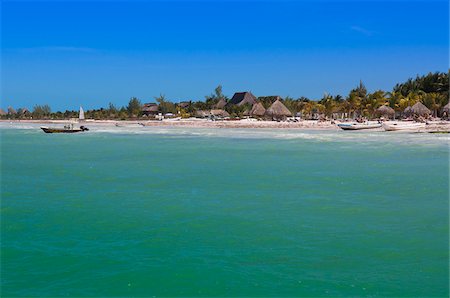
<box><xmin>1</xmin><ymin>123</ymin><xmax>449</xmax><ymax>297</ymax></box>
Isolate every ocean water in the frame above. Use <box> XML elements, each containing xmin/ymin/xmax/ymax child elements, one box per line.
<box><xmin>1</xmin><ymin>123</ymin><xmax>448</xmax><ymax>297</ymax></box>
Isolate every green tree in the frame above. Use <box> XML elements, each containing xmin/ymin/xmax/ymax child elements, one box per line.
<box><xmin>205</xmin><ymin>85</ymin><xmax>228</xmax><ymax>109</ymax></box>
<box><xmin>32</xmin><ymin>104</ymin><xmax>51</xmax><ymax>119</ymax></box>
<box><xmin>127</xmin><ymin>97</ymin><xmax>142</xmax><ymax>117</ymax></box>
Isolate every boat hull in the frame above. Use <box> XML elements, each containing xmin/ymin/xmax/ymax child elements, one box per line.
<box><xmin>337</xmin><ymin>123</ymin><xmax>382</xmax><ymax>130</ymax></box>
<box><xmin>382</xmin><ymin>123</ymin><xmax>425</xmax><ymax>131</ymax></box>
<box><xmin>40</xmin><ymin>126</ymin><xmax>88</xmax><ymax>133</ymax></box>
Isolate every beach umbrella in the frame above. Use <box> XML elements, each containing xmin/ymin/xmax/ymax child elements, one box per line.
<box><xmin>265</xmin><ymin>99</ymin><xmax>292</xmax><ymax>120</ymax></box>
<box><xmin>442</xmin><ymin>102</ymin><xmax>450</xmax><ymax>113</ymax></box>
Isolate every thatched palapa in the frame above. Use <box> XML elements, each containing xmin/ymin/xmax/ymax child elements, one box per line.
<box><xmin>0</xmin><ymin>108</ymin><xmax>6</xmax><ymax>116</ymax></box>
<box><xmin>250</xmin><ymin>102</ymin><xmax>266</xmax><ymax>117</ymax></box>
<box><xmin>142</xmin><ymin>103</ymin><xmax>159</xmax><ymax>115</ymax></box>
<box><xmin>376</xmin><ymin>105</ymin><xmax>395</xmax><ymax>119</ymax></box>
<box><xmin>178</xmin><ymin>101</ymin><xmax>191</xmax><ymax>109</ymax></box>
<box><xmin>410</xmin><ymin>102</ymin><xmax>431</xmax><ymax>116</ymax></box>
<box><xmin>265</xmin><ymin>99</ymin><xmax>292</xmax><ymax>120</ymax></box>
<box><xmin>442</xmin><ymin>102</ymin><xmax>449</xmax><ymax>113</ymax></box>
<box><xmin>214</xmin><ymin>98</ymin><xmax>227</xmax><ymax>109</ymax></box>
<box><xmin>210</xmin><ymin>109</ymin><xmax>230</xmax><ymax>118</ymax></box>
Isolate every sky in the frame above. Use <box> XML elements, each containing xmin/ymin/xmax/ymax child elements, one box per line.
<box><xmin>1</xmin><ymin>0</ymin><xmax>448</xmax><ymax>111</ymax></box>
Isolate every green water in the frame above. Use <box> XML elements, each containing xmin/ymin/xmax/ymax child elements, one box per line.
<box><xmin>1</xmin><ymin>125</ymin><xmax>449</xmax><ymax>297</ymax></box>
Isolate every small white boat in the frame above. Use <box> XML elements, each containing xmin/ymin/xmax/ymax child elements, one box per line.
<box><xmin>382</xmin><ymin>122</ymin><xmax>426</xmax><ymax>131</ymax></box>
<box><xmin>337</xmin><ymin>122</ymin><xmax>382</xmax><ymax>130</ymax></box>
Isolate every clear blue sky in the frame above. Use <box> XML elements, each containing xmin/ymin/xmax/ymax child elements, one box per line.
<box><xmin>1</xmin><ymin>0</ymin><xmax>448</xmax><ymax>111</ymax></box>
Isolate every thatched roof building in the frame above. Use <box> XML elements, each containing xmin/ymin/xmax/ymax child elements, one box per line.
<box><xmin>210</xmin><ymin>109</ymin><xmax>230</xmax><ymax>118</ymax></box>
<box><xmin>228</xmin><ymin>92</ymin><xmax>257</xmax><ymax>106</ymax></box>
<box><xmin>142</xmin><ymin>103</ymin><xmax>159</xmax><ymax>115</ymax></box>
<box><xmin>265</xmin><ymin>99</ymin><xmax>292</xmax><ymax>120</ymax></box>
<box><xmin>195</xmin><ymin>110</ymin><xmax>211</xmax><ymax>118</ymax></box>
<box><xmin>376</xmin><ymin>105</ymin><xmax>395</xmax><ymax>118</ymax></box>
<box><xmin>178</xmin><ymin>101</ymin><xmax>191</xmax><ymax>109</ymax></box>
<box><xmin>214</xmin><ymin>98</ymin><xmax>227</xmax><ymax>109</ymax></box>
<box><xmin>0</xmin><ymin>109</ymin><xmax>6</xmax><ymax>116</ymax></box>
<box><xmin>250</xmin><ymin>102</ymin><xmax>266</xmax><ymax>117</ymax></box>
<box><xmin>410</xmin><ymin>102</ymin><xmax>431</xmax><ymax>116</ymax></box>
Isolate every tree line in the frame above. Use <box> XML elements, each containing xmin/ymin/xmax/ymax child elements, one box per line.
<box><xmin>3</xmin><ymin>71</ymin><xmax>448</xmax><ymax>120</ymax></box>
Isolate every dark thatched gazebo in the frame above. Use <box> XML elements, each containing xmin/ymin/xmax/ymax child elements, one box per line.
<box><xmin>228</xmin><ymin>92</ymin><xmax>257</xmax><ymax>106</ymax></box>
<box><xmin>376</xmin><ymin>105</ymin><xmax>395</xmax><ymax>119</ymax></box>
<box><xmin>410</xmin><ymin>102</ymin><xmax>431</xmax><ymax>117</ymax></box>
<box><xmin>265</xmin><ymin>99</ymin><xmax>292</xmax><ymax>120</ymax></box>
<box><xmin>250</xmin><ymin>102</ymin><xmax>266</xmax><ymax>118</ymax></box>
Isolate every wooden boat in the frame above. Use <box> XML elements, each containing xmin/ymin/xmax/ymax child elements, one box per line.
<box><xmin>382</xmin><ymin>122</ymin><xmax>426</xmax><ymax>131</ymax></box>
<box><xmin>41</xmin><ymin>125</ymin><xmax>89</xmax><ymax>133</ymax></box>
<box><xmin>337</xmin><ymin>123</ymin><xmax>382</xmax><ymax>130</ymax></box>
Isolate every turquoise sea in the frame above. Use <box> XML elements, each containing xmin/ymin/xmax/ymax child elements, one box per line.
<box><xmin>1</xmin><ymin>123</ymin><xmax>448</xmax><ymax>297</ymax></box>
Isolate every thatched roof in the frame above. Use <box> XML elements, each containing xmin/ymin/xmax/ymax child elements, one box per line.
<box><xmin>376</xmin><ymin>105</ymin><xmax>395</xmax><ymax>116</ymax></box>
<box><xmin>195</xmin><ymin>110</ymin><xmax>211</xmax><ymax>118</ymax></box>
<box><xmin>228</xmin><ymin>92</ymin><xmax>257</xmax><ymax>106</ymax></box>
<box><xmin>142</xmin><ymin>103</ymin><xmax>159</xmax><ymax>113</ymax></box>
<box><xmin>265</xmin><ymin>99</ymin><xmax>292</xmax><ymax>118</ymax></box>
<box><xmin>250</xmin><ymin>102</ymin><xmax>266</xmax><ymax>117</ymax></box>
<box><xmin>0</xmin><ymin>109</ymin><xmax>6</xmax><ymax>116</ymax></box>
<box><xmin>210</xmin><ymin>109</ymin><xmax>230</xmax><ymax>117</ymax></box>
<box><xmin>214</xmin><ymin>98</ymin><xmax>227</xmax><ymax>109</ymax></box>
<box><xmin>442</xmin><ymin>102</ymin><xmax>450</xmax><ymax>112</ymax></box>
<box><xmin>178</xmin><ymin>101</ymin><xmax>190</xmax><ymax>109</ymax></box>
<box><xmin>411</xmin><ymin>102</ymin><xmax>431</xmax><ymax>116</ymax></box>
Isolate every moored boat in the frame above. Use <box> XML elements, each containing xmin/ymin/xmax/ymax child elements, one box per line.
<box><xmin>337</xmin><ymin>122</ymin><xmax>382</xmax><ymax>130</ymax></box>
<box><xmin>382</xmin><ymin>122</ymin><xmax>426</xmax><ymax>131</ymax></box>
<box><xmin>40</xmin><ymin>125</ymin><xmax>89</xmax><ymax>133</ymax></box>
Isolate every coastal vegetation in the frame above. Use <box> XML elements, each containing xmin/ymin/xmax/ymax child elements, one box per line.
<box><xmin>2</xmin><ymin>71</ymin><xmax>448</xmax><ymax>120</ymax></box>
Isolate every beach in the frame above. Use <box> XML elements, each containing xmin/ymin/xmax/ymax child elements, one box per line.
<box><xmin>2</xmin><ymin>118</ymin><xmax>450</xmax><ymax>131</ymax></box>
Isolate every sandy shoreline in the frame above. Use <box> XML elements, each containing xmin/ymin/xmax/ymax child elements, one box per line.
<box><xmin>1</xmin><ymin>119</ymin><xmax>450</xmax><ymax>131</ymax></box>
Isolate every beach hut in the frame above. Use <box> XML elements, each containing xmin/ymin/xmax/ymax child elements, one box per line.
<box><xmin>142</xmin><ymin>103</ymin><xmax>159</xmax><ymax>116</ymax></box>
<box><xmin>228</xmin><ymin>92</ymin><xmax>257</xmax><ymax>106</ymax></box>
<box><xmin>178</xmin><ymin>101</ymin><xmax>191</xmax><ymax>109</ymax></box>
<box><xmin>265</xmin><ymin>99</ymin><xmax>292</xmax><ymax>121</ymax></box>
<box><xmin>214</xmin><ymin>98</ymin><xmax>227</xmax><ymax>109</ymax></box>
<box><xmin>0</xmin><ymin>108</ymin><xmax>6</xmax><ymax>116</ymax></box>
<box><xmin>250</xmin><ymin>102</ymin><xmax>266</xmax><ymax>118</ymax></box>
<box><xmin>376</xmin><ymin>105</ymin><xmax>395</xmax><ymax>119</ymax></box>
<box><xmin>410</xmin><ymin>102</ymin><xmax>431</xmax><ymax>117</ymax></box>
<box><xmin>210</xmin><ymin>109</ymin><xmax>230</xmax><ymax>118</ymax></box>
<box><xmin>195</xmin><ymin>110</ymin><xmax>211</xmax><ymax>118</ymax></box>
